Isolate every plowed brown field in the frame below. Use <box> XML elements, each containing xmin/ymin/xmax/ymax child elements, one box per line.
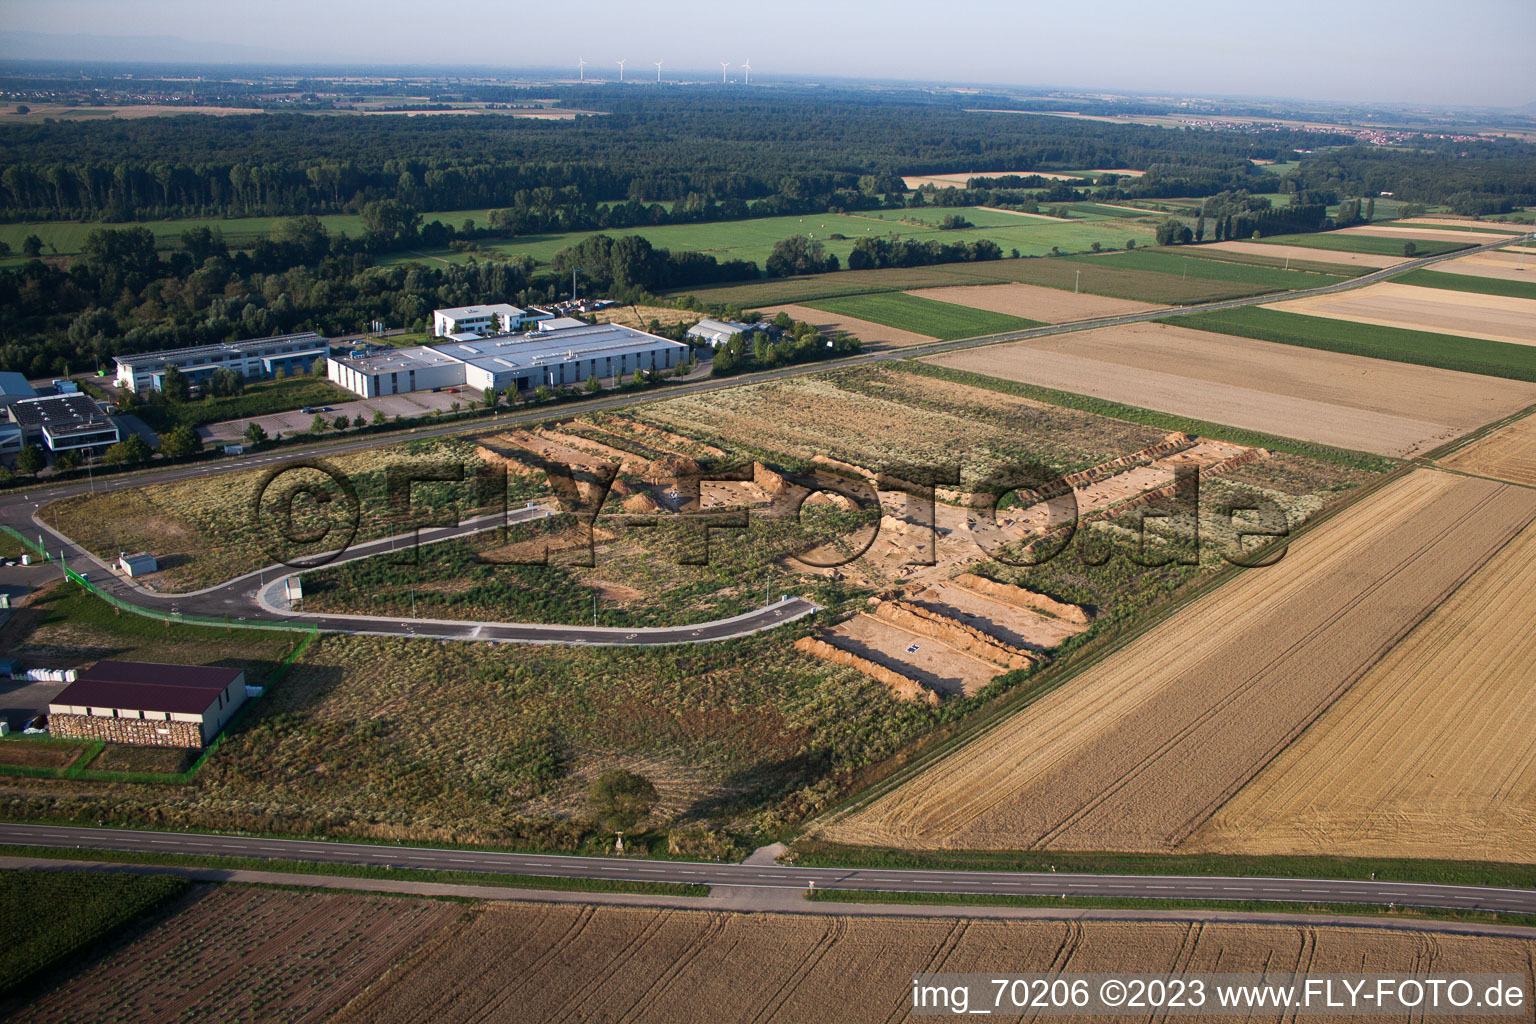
<box><xmin>332</xmin><ymin>902</ymin><xmax>1536</xmax><ymax>1024</ymax></box>
<box><xmin>923</xmin><ymin>322</ymin><xmax>1536</xmax><ymax>457</ymax></box>
<box><xmin>1190</xmin><ymin>512</ymin><xmax>1536</xmax><ymax>862</ymax></box>
<box><xmin>816</xmin><ymin>469</ymin><xmax>1536</xmax><ymax>852</ymax></box>
<box><xmin>1265</xmin><ymin>282</ymin><xmax>1536</xmax><ymax>346</ymax></box>
<box><xmin>1439</xmin><ymin>411</ymin><xmax>1536</xmax><ymax>486</ymax></box>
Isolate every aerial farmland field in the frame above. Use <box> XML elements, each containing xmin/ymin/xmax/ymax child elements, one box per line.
<box><xmin>816</xmin><ymin>469</ymin><xmax>1536</xmax><ymax>852</ymax></box>
<box><xmin>686</xmin><ymin>250</ymin><xmax>1328</xmax><ymax>309</ymax></box>
<box><xmin>12</xmin><ymin>885</ymin><xmax>458</xmax><ymax>1024</ymax></box>
<box><xmin>1189</xmin><ymin>510</ymin><xmax>1536</xmax><ymax>862</ymax></box>
<box><xmin>1438</xmin><ymin>409</ymin><xmax>1536</xmax><ymax>486</ymax></box>
<box><xmin>473</xmin><ymin>206</ymin><xmax>1148</xmax><ymax>269</ymax></box>
<box><xmin>326</xmin><ymin>901</ymin><xmax>1536</xmax><ymax>1024</ymax></box>
<box><xmin>1172</xmin><ymin>305</ymin><xmax>1536</xmax><ymax>381</ymax></box>
<box><xmin>1250</xmin><ymin>231</ymin><xmax>1469</xmax><ymax>257</ymax></box>
<box><xmin>1263</xmin><ymin>281</ymin><xmax>1536</xmax><ymax>346</ymax></box>
<box><xmin>903</xmin><ymin>282</ymin><xmax>1166</xmax><ymax>322</ymax></box>
<box><xmin>805</xmin><ymin>292</ymin><xmax>1042</xmax><ymax>340</ymax></box>
<box><xmin>924</xmin><ymin>321</ymin><xmax>1536</xmax><ymax>457</ymax></box>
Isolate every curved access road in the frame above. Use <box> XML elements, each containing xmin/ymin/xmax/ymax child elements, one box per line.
<box><xmin>15</xmin><ymin>500</ymin><xmax>818</xmax><ymax>645</ymax></box>
<box><xmin>3</xmin><ymin>823</ymin><xmax>1533</xmax><ymax>919</ymax></box>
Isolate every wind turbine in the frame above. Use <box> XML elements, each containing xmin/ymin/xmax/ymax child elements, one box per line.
<box><xmin>577</xmin><ymin>57</ymin><xmax>587</xmax><ymax>81</ymax></box>
<box><xmin>654</xmin><ymin>59</ymin><xmax>663</xmax><ymax>82</ymax></box>
<box><xmin>720</xmin><ymin>61</ymin><xmax>730</xmax><ymax>83</ymax></box>
<box><xmin>741</xmin><ymin>59</ymin><xmax>752</xmax><ymax>85</ymax></box>
<box><xmin>616</xmin><ymin>58</ymin><xmax>626</xmax><ymax>82</ymax></box>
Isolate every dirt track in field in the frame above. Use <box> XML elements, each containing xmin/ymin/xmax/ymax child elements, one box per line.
<box><xmin>1265</xmin><ymin>282</ymin><xmax>1536</xmax><ymax>346</ymax></box>
<box><xmin>923</xmin><ymin>322</ymin><xmax>1536</xmax><ymax>458</ymax></box>
<box><xmin>904</xmin><ymin>282</ymin><xmax>1166</xmax><ymax>322</ymax></box>
<box><xmin>329</xmin><ymin>902</ymin><xmax>1536</xmax><ymax>1024</ymax></box>
<box><xmin>816</xmin><ymin>469</ymin><xmax>1536</xmax><ymax>852</ymax></box>
<box><xmin>1189</xmin><ymin>513</ymin><xmax>1536</xmax><ymax>862</ymax></box>
<box><xmin>1439</xmin><ymin>411</ymin><xmax>1536</xmax><ymax>486</ymax></box>
<box><xmin>761</xmin><ymin>304</ymin><xmax>937</xmax><ymax>349</ymax></box>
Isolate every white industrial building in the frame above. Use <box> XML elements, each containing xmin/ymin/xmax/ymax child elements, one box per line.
<box><xmin>686</xmin><ymin>317</ymin><xmax>755</xmax><ymax>347</ymax></box>
<box><xmin>431</xmin><ymin>304</ymin><xmax>549</xmax><ymax>338</ymax></box>
<box><xmin>114</xmin><ymin>332</ymin><xmax>331</xmax><ymax>393</ymax></box>
<box><xmin>328</xmin><ymin>322</ymin><xmax>689</xmax><ymax>399</ymax></box>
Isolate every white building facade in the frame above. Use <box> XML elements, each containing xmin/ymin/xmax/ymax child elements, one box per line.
<box><xmin>431</xmin><ymin>304</ymin><xmax>550</xmax><ymax>338</ymax></box>
<box><xmin>328</xmin><ymin>323</ymin><xmax>689</xmax><ymax>399</ymax></box>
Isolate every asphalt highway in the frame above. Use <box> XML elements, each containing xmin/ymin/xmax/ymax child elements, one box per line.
<box><xmin>3</xmin><ymin>824</ymin><xmax>1532</xmax><ymax>915</ymax></box>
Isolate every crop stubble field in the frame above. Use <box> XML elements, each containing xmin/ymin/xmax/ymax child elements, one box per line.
<box><xmin>12</xmin><ymin>884</ymin><xmax>459</xmax><ymax>1024</ymax></box>
<box><xmin>1439</xmin><ymin>411</ymin><xmax>1536</xmax><ymax>486</ymax></box>
<box><xmin>818</xmin><ymin>469</ymin><xmax>1536</xmax><ymax>852</ymax></box>
<box><xmin>923</xmin><ymin>322</ymin><xmax>1536</xmax><ymax>458</ymax></box>
<box><xmin>323</xmin><ymin>902</ymin><xmax>1536</xmax><ymax>1024</ymax></box>
<box><xmin>1190</xmin><ymin>510</ymin><xmax>1536</xmax><ymax>862</ymax></box>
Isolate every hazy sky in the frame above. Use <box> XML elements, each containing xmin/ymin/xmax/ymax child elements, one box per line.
<box><xmin>5</xmin><ymin>0</ymin><xmax>1532</xmax><ymax>107</ymax></box>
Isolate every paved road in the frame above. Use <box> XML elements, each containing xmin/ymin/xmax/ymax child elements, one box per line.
<box><xmin>3</xmin><ymin>824</ymin><xmax>1533</xmax><ymax>916</ymax></box>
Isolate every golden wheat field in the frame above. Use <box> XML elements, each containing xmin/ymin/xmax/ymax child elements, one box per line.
<box><xmin>816</xmin><ymin>469</ymin><xmax>1536</xmax><ymax>852</ymax></box>
<box><xmin>1439</xmin><ymin>411</ymin><xmax>1536</xmax><ymax>486</ymax></box>
<box><xmin>317</xmin><ymin>902</ymin><xmax>1536</xmax><ymax>1024</ymax></box>
<box><xmin>1188</xmin><ymin>512</ymin><xmax>1536</xmax><ymax>862</ymax></box>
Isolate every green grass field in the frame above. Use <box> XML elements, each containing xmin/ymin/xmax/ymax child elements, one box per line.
<box><xmin>807</xmin><ymin>292</ymin><xmax>1042</xmax><ymax>340</ymax></box>
<box><xmin>686</xmin><ymin>252</ymin><xmax>1321</xmax><ymax>309</ymax></box>
<box><xmin>1063</xmin><ymin>248</ymin><xmax>1349</xmax><ymax>290</ymax></box>
<box><xmin>415</xmin><ymin>206</ymin><xmax>1156</xmax><ymax>270</ymax></box>
<box><xmin>0</xmin><ymin>207</ymin><xmax>508</xmax><ymax>261</ymax></box>
<box><xmin>1252</xmin><ymin>232</ymin><xmax>1470</xmax><ymax>257</ymax></box>
<box><xmin>0</xmin><ymin>869</ymin><xmax>188</xmax><ymax>996</ymax></box>
<box><xmin>1397</xmin><ymin>268</ymin><xmax>1536</xmax><ymax>301</ymax></box>
<box><xmin>1169</xmin><ymin>306</ymin><xmax>1536</xmax><ymax>381</ymax></box>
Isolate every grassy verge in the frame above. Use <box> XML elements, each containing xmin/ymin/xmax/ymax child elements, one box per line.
<box><xmin>808</xmin><ymin>292</ymin><xmax>1043</xmax><ymax>340</ymax></box>
<box><xmin>0</xmin><ymin>868</ymin><xmax>188</xmax><ymax>997</ymax></box>
<box><xmin>1167</xmin><ymin>306</ymin><xmax>1536</xmax><ymax>382</ymax></box>
<box><xmin>894</xmin><ymin>359</ymin><xmax>1396</xmax><ymax>471</ymax></box>
<box><xmin>1395</xmin><ymin>268</ymin><xmax>1536</xmax><ymax>301</ymax></box>
<box><xmin>789</xmin><ymin>841</ymin><xmax>1536</xmax><ymax>891</ymax></box>
<box><xmin>0</xmin><ymin>845</ymin><xmax>709</xmax><ymax>897</ymax></box>
<box><xmin>802</xmin><ymin>889</ymin><xmax>1536</xmax><ymax>928</ymax></box>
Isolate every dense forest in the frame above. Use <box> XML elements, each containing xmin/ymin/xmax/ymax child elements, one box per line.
<box><xmin>1284</xmin><ymin>144</ymin><xmax>1536</xmax><ymax>214</ymax></box>
<box><xmin>0</xmin><ymin>88</ymin><xmax>1343</xmax><ymax>221</ymax></box>
<box><xmin>3</xmin><ymin>86</ymin><xmax>1533</xmax><ymax>379</ymax></box>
